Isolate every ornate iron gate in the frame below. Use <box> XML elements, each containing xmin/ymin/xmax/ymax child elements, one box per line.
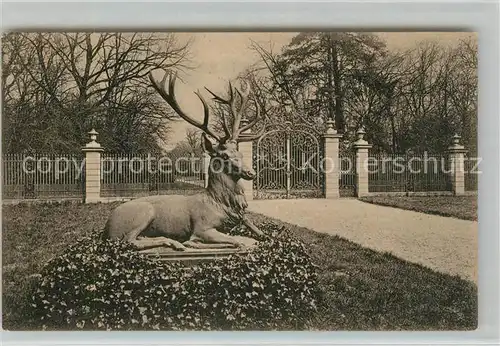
<box><xmin>253</xmin><ymin>122</ymin><xmax>324</xmax><ymax>199</ymax></box>
<box><xmin>339</xmin><ymin>152</ymin><xmax>356</xmax><ymax>197</ymax></box>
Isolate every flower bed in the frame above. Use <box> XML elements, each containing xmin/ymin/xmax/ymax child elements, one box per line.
<box><xmin>30</xmin><ymin>222</ymin><xmax>319</xmax><ymax>330</ymax></box>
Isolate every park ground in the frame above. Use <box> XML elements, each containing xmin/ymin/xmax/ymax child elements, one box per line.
<box><xmin>249</xmin><ymin>195</ymin><xmax>477</xmax><ymax>283</ymax></box>
<box><xmin>360</xmin><ymin>195</ymin><xmax>477</xmax><ymax>221</ymax></box>
<box><xmin>2</xmin><ymin>196</ymin><xmax>477</xmax><ymax>330</ymax></box>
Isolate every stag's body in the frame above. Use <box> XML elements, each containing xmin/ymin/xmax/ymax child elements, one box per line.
<box><xmin>104</xmin><ymin>167</ymin><xmax>252</xmax><ymax>250</ymax></box>
<box><xmin>103</xmin><ymin>70</ymin><xmax>266</xmax><ymax>250</ymax></box>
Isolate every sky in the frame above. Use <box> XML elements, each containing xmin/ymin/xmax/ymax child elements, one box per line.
<box><xmin>157</xmin><ymin>32</ymin><xmax>477</xmax><ymax>149</ymax></box>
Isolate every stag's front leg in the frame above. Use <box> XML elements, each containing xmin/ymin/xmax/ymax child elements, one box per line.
<box><xmin>243</xmin><ymin>216</ymin><xmax>264</xmax><ymax>237</ymax></box>
<box><xmin>187</xmin><ymin>228</ymin><xmax>243</xmax><ymax>248</ymax></box>
<box><xmin>133</xmin><ymin>236</ymin><xmax>187</xmax><ymax>251</ymax></box>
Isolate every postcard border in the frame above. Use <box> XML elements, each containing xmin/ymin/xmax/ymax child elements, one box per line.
<box><xmin>1</xmin><ymin>1</ymin><xmax>498</xmax><ymax>345</ymax></box>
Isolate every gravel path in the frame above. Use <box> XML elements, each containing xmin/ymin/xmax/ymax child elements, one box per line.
<box><xmin>248</xmin><ymin>198</ymin><xmax>477</xmax><ymax>283</ymax></box>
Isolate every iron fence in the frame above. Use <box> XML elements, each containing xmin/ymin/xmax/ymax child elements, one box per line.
<box><xmin>368</xmin><ymin>153</ymin><xmax>451</xmax><ymax>193</ymax></box>
<box><xmin>2</xmin><ymin>153</ymin><xmax>85</xmax><ymax>200</ymax></box>
<box><xmin>464</xmin><ymin>155</ymin><xmax>479</xmax><ymax>191</ymax></box>
<box><xmin>101</xmin><ymin>153</ymin><xmax>205</xmax><ymax>198</ymax></box>
<box><xmin>2</xmin><ymin>149</ymin><xmax>475</xmax><ymax>202</ymax></box>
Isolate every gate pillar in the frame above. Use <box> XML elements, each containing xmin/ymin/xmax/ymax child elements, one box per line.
<box><xmin>202</xmin><ymin>152</ymin><xmax>210</xmax><ymax>188</ymax></box>
<box><xmin>81</xmin><ymin>129</ymin><xmax>104</xmax><ymax>203</ymax></box>
<box><xmin>353</xmin><ymin>127</ymin><xmax>372</xmax><ymax>197</ymax></box>
<box><xmin>239</xmin><ymin>131</ymin><xmax>254</xmax><ymax>201</ymax></box>
<box><xmin>323</xmin><ymin>120</ymin><xmax>343</xmax><ymax>199</ymax></box>
<box><xmin>448</xmin><ymin>134</ymin><xmax>467</xmax><ymax>196</ymax></box>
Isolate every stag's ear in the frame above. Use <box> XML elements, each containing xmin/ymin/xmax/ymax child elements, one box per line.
<box><xmin>201</xmin><ymin>133</ymin><xmax>217</xmax><ymax>156</ymax></box>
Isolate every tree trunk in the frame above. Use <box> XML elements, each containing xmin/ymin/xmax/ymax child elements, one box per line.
<box><xmin>327</xmin><ymin>37</ymin><xmax>334</xmax><ymax>123</ymax></box>
<box><xmin>331</xmin><ymin>43</ymin><xmax>344</xmax><ymax>133</ymax></box>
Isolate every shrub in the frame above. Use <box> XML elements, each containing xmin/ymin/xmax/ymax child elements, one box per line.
<box><xmin>30</xmin><ymin>222</ymin><xmax>319</xmax><ymax>330</ymax></box>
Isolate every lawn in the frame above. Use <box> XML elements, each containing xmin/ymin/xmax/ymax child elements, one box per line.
<box><xmin>360</xmin><ymin>195</ymin><xmax>477</xmax><ymax>221</ymax></box>
<box><xmin>2</xmin><ymin>201</ymin><xmax>477</xmax><ymax>330</ymax></box>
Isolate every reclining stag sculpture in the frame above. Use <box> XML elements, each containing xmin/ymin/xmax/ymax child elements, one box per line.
<box><xmin>103</xmin><ymin>70</ymin><xmax>266</xmax><ymax>251</ymax></box>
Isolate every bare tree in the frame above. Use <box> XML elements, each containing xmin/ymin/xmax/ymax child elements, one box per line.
<box><xmin>374</xmin><ymin>39</ymin><xmax>478</xmax><ymax>153</ymax></box>
<box><xmin>250</xmin><ymin>40</ymin><xmax>318</xmax><ymax>129</ymax></box>
<box><xmin>2</xmin><ymin>32</ymin><xmax>192</xmax><ymax>153</ymax></box>
<box><xmin>250</xmin><ymin>33</ymin><xmax>388</xmax><ymax>134</ymax></box>
<box><xmin>449</xmin><ymin>37</ymin><xmax>478</xmax><ymax>153</ymax></box>
<box><xmin>246</xmin><ymin>34</ymin><xmax>477</xmax><ymax>154</ymax></box>
<box><xmin>2</xmin><ymin>33</ymin><xmax>69</xmax><ymax>152</ymax></box>
<box><xmin>185</xmin><ymin>128</ymin><xmax>202</xmax><ymax>154</ymax></box>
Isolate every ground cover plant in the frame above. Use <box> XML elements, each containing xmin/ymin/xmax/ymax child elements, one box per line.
<box><xmin>2</xmin><ymin>201</ymin><xmax>477</xmax><ymax>330</ymax></box>
<box><xmin>29</xmin><ymin>223</ymin><xmax>318</xmax><ymax>331</ymax></box>
<box><xmin>360</xmin><ymin>195</ymin><xmax>477</xmax><ymax>221</ymax></box>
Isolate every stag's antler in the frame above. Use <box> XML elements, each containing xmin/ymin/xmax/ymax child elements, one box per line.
<box><xmin>205</xmin><ymin>80</ymin><xmax>266</xmax><ymax>143</ymax></box>
<box><xmin>149</xmin><ymin>71</ymin><xmax>222</xmax><ymax>142</ymax></box>
<box><xmin>238</xmin><ymin>94</ymin><xmax>267</xmax><ymax>142</ymax></box>
<box><xmin>150</xmin><ymin>70</ymin><xmax>266</xmax><ymax>143</ymax></box>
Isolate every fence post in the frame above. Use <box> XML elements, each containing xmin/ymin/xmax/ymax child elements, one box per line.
<box><xmin>81</xmin><ymin>129</ymin><xmax>104</xmax><ymax>203</ymax></box>
<box><xmin>353</xmin><ymin>127</ymin><xmax>372</xmax><ymax>197</ymax></box>
<box><xmin>448</xmin><ymin>134</ymin><xmax>467</xmax><ymax>196</ymax></box>
<box><xmin>322</xmin><ymin>119</ymin><xmax>343</xmax><ymax>199</ymax></box>
<box><xmin>239</xmin><ymin>124</ymin><xmax>254</xmax><ymax>201</ymax></box>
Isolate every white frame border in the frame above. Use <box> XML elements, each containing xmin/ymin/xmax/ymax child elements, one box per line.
<box><xmin>1</xmin><ymin>1</ymin><xmax>499</xmax><ymax>345</ymax></box>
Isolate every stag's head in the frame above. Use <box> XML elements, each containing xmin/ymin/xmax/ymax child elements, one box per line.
<box><xmin>149</xmin><ymin>70</ymin><xmax>266</xmax><ymax>182</ymax></box>
<box><xmin>202</xmin><ymin>135</ymin><xmax>255</xmax><ymax>180</ymax></box>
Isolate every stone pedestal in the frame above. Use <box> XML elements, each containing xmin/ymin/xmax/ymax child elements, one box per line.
<box><xmin>353</xmin><ymin>128</ymin><xmax>372</xmax><ymax>198</ymax></box>
<box><xmin>81</xmin><ymin>129</ymin><xmax>104</xmax><ymax>203</ymax></box>
<box><xmin>323</xmin><ymin>120</ymin><xmax>343</xmax><ymax>199</ymax></box>
<box><xmin>139</xmin><ymin>236</ymin><xmax>258</xmax><ymax>265</ymax></box>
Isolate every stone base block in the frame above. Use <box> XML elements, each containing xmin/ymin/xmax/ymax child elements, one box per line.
<box><xmin>138</xmin><ymin>235</ymin><xmax>258</xmax><ymax>265</ymax></box>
